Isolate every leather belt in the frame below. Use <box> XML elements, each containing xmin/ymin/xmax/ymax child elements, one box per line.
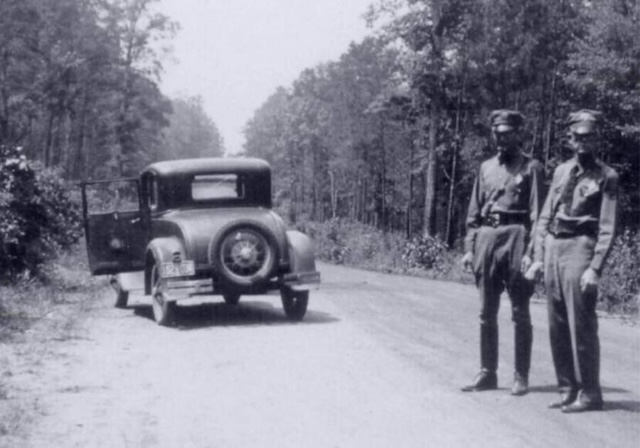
<box><xmin>482</xmin><ymin>213</ymin><xmax>528</xmax><ymax>228</ymax></box>
<box><xmin>549</xmin><ymin>219</ymin><xmax>598</xmax><ymax>238</ymax></box>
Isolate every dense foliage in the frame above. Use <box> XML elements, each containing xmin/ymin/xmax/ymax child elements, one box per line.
<box><xmin>159</xmin><ymin>96</ymin><xmax>225</xmax><ymax>160</ymax></box>
<box><xmin>599</xmin><ymin>229</ymin><xmax>640</xmax><ymax>314</ymax></box>
<box><xmin>0</xmin><ymin>146</ymin><xmax>82</xmax><ymax>280</ymax></box>
<box><xmin>0</xmin><ymin>0</ymin><xmax>225</xmax><ymax>180</ymax></box>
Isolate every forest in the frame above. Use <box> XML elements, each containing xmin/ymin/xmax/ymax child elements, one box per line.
<box><xmin>0</xmin><ymin>0</ymin><xmax>223</xmax><ymax>181</ymax></box>
<box><xmin>243</xmin><ymin>0</ymin><xmax>639</xmax><ymax>249</ymax></box>
<box><xmin>0</xmin><ymin>0</ymin><xmax>223</xmax><ymax>278</ymax></box>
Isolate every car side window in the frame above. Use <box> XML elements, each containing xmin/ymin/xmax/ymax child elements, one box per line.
<box><xmin>147</xmin><ymin>176</ymin><xmax>158</xmax><ymax>211</ymax></box>
<box><xmin>86</xmin><ymin>180</ymin><xmax>139</xmax><ymax>214</ymax></box>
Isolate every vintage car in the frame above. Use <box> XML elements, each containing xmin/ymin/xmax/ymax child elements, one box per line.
<box><xmin>81</xmin><ymin>157</ymin><xmax>320</xmax><ymax>326</ymax></box>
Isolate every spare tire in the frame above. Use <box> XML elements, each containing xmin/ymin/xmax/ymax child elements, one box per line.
<box><xmin>208</xmin><ymin>221</ymin><xmax>279</xmax><ymax>290</ymax></box>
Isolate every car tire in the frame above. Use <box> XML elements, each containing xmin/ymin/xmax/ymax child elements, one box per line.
<box><xmin>150</xmin><ymin>261</ymin><xmax>176</xmax><ymax>327</ymax></box>
<box><xmin>115</xmin><ymin>289</ymin><xmax>129</xmax><ymax>309</ymax></box>
<box><xmin>209</xmin><ymin>221</ymin><xmax>279</xmax><ymax>291</ymax></box>
<box><xmin>110</xmin><ymin>275</ymin><xmax>129</xmax><ymax>308</ymax></box>
<box><xmin>281</xmin><ymin>288</ymin><xmax>309</xmax><ymax>321</ymax></box>
<box><xmin>223</xmin><ymin>293</ymin><xmax>241</xmax><ymax>305</ymax></box>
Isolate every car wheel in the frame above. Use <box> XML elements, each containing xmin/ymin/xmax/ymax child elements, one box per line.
<box><xmin>223</xmin><ymin>293</ymin><xmax>240</xmax><ymax>305</ymax></box>
<box><xmin>210</xmin><ymin>222</ymin><xmax>278</xmax><ymax>290</ymax></box>
<box><xmin>115</xmin><ymin>289</ymin><xmax>129</xmax><ymax>309</ymax></box>
<box><xmin>281</xmin><ymin>288</ymin><xmax>309</xmax><ymax>321</ymax></box>
<box><xmin>150</xmin><ymin>261</ymin><xmax>176</xmax><ymax>327</ymax></box>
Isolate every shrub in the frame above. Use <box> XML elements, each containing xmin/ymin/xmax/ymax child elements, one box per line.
<box><xmin>402</xmin><ymin>235</ymin><xmax>449</xmax><ymax>270</ymax></box>
<box><xmin>294</xmin><ymin>217</ymin><xmax>637</xmax><ymax>316</ymax></box>
<box><xmin>296</xmin><ymin>218</ymin><xmax>458</xmax><ymax>277</ymax></box>
<box><xmin>599</xmin><ymin>229</ymin><xmax>639</xmax><ymax>314</ymax></box>
<box><xmin>0</xmin><ymin>146</ymin><xmax>83</xmax><ymax>281</ymax></box>
<box><xmin>296</xmin><ymin>218</ymin><xmax>351</xmax><ymax>264</ymax></box>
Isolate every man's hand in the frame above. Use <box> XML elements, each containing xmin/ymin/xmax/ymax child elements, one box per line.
<box><xmin>580</xmin><ymin>267</ymin><xmax>599</xmax><ymax>292</ymax></box>
<box><xmin>521</xmin><ymin>255</ymin><xmax>532</xmax><ymax>273</ymax></box>
<box><xmin>461</xmin><ymin>251</ymin><xmax>474</xmax><ymax>273</ymax></box>
<box><xmin>524</xmin><ymin>261</ymin><xmax>543</xmax><ymax>281</ymax></box>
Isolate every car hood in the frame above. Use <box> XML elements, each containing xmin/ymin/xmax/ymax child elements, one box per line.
<box><xmin>152</xmin><ymin>207</ymin><xmax>287</xmax><ymax>265</ymax></box>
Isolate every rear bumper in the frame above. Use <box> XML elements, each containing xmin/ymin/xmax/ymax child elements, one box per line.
<box><xmin>159</xmin><ymin>270</ymin><xmax>321</xmax><ymax>301</ymax></box>
<box><xmin>281</xmin><ymin>271</ymin><xmax>321</xmax><ymax>291</ymax></box>
<box><xmin>161</xmin><ymin>278</ymin><xmax>214</xmax><ymax>301</ymax></box>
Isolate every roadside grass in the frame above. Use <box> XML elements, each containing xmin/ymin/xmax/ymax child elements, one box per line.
<box><xmin>0</xmin><ymin>241</ymin><xmax>105</xmax><ymax>439</ymax></box>
<box><xmin>299</xmin><ymin>218</ymin><xmax>639</xmax><ymax>319</ymax></box>
<box><xmin>297</xmin><ymin>218</ymin><xmax>473</xmax><ymax>285</ymax></box>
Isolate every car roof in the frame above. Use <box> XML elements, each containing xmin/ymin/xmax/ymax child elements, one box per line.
<box><xmin>142</xmin><ymin>157</ymin><xmax>271</xmax><ymax>177</ymax></box>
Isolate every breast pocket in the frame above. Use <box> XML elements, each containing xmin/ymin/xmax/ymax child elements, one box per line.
<box><xmin>504</xmin><ymin>174</ymin><xmax>527</xmax><ymax>205</ymax></box>
<box><xmin>574</xmin><ymin>180</ymin><xmax>602</xmax><ymax>215</ymax></box>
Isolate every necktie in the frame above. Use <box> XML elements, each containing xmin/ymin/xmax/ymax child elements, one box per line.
<box><xmin>559</xmin><ymin>165</ymin><xmax>579</xmax><ymax>216</ymax></box>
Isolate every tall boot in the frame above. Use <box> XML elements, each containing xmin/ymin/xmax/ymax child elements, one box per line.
<box><xmin>462</xmin><ymin>324</ymin><xmax>498</xmax><ymax>392</ymax></box>
<box><xmin>511</xmin><ymin>324</ymin><xmax>532</xmax><ymax>396</ymax></box>
<box><xmin>481</xmin><ymin>323</ymin><xmax>499</xmax><ymax>374</ymax></box>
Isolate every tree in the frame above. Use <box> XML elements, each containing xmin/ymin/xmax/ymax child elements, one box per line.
<box><xmin>159</xmin><ymin>95</ymin><xmax>224</xmax><ymax>160</ymax></box>
<box><xmin>369</xmin><ymin>0</ymin><xmax>475</xmax><ymax>237</ymax></box>
<box><xmin>565</xmin><ymin>0</ymin><xmax>640</xmax><ymax>227</ymax></box>
<box><xmin>97</xmin><ymin>0</ymin><xmax>178</xmax><ymax>175</ymax></box>
<box><xmin>245</xmin><ymin>0</ymin><xmax>639</xmax><ymax>249</ymax></box>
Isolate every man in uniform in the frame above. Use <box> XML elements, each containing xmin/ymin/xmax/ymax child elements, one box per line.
<box><xmin>525</xmin><ymin>110</ymin><xmax>617</xmax><ymax>412</ymax></box>
<box><xmin>461</xmin><ymin>110</ymin><xmax>544</xmax><ymax>396</ymax></box>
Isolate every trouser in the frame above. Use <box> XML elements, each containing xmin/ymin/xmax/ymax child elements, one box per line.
<box><xmin>473</xmin><ymin>224</ymin><xmax>534</xmax><ymax>376</ymax></box>
<box><xmin>543</xmin><ymin>234</ymin><xmax>602</xmax><ymax>401</ymax></box>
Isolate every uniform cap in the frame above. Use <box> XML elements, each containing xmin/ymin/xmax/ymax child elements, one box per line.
<box><xmin>567</xmin><ymin>109</ymin><xmax>602</xmax><ymax>135</ymax></box>
<box><xmin>489</xmin><ymin>109</ymin><xmax>525</xmax><ymax>133</ymax></box>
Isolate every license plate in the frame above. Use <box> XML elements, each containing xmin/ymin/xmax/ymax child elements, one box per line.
<box><xmin>160</xmin><ymin>260</ymin><xmax>195</xmax><ymax>278</ymax></box>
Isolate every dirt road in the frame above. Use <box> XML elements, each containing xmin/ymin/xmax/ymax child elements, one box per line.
<box><xmin>5</xmin><ymin>262</ymin><xmax>640</xmax><ymax>447</ymax></box>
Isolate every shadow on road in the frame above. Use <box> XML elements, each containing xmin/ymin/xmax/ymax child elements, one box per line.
<box><xmin>528</xmin><ymin>385</ymin><xmax>559</xmax><ymax>394</ymax></box>
<box><xmin>603</xmin><ymin>400</ymin><xmax>640</xmax><ymax>413</ymax></box>
<box><xmin>131</xmin><ymin>300</ymin><xmax>339</xmax><ymax>329</ymax></box>
<box><xmin>529</xmin><ymin>384</ymin><xmax>640</xmax><ymax>413</ymax></box>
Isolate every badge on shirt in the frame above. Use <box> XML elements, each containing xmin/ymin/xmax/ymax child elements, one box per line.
<box><xmin>580</xmin><ymin>180</ymin><xmax>600</xmax><ymax>197</ymax></box>
<box><xmin>514</xmin><ymin>173</ymin><xmax>524</xmax><ymax>185</ymax></box>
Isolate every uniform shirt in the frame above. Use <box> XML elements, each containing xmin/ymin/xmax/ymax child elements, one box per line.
<box><xmin>464</xmin><ymin>153</ymin><xmax>544</xmax><ymax>257</ymax></box>
<box><xmin>533</xmin><ymin>157</ymin><xmax>618</xmax><ymax>274</ymax></box>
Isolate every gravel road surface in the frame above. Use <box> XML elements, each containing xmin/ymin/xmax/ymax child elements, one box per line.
<box><xmin>6</xmin><ymin>262</ymin><xmax>639</xmax><ymax>447</ymax></box>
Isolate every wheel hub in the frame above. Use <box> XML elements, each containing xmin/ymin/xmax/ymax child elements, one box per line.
<box><xmin>233</xmin><ymin>242</ymin><xmax>258</xmax><ymax>265</ymax></box>
<box><xmin>222</xmin><ymin>230</ymin><xmax>268</xmax><ymax>276</ymax></box>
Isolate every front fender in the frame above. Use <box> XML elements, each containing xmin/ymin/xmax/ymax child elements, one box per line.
<box><xmin>144</xmin><ymin>237</ymin><xmax>187</xmax><ymax>294</ymax></box>
<box><xmin>286</xmin><ymin>231</ymin><xmax>316</xmax><ymax>273</ymax></box>
<box><xmin>283</xmin><ymin>231</ymin><xmax>320</xmax><ymax>290</ymax></box>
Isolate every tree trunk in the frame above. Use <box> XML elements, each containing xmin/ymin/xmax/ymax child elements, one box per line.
<box><xmin>72</xmin><ymin>88</ymin><xmax>89</xmax><ymax>180</ymax></box>
<box><xmin>44</xmin><ymin>112</ymin><xmax>55</xmax><ymax>167</ymax></box>
<box><xmin>406</xmin><ymin>127</ymin><xmax>415</xmax><ymax>238</ymax></box>
<box><xmin>423</xmin><ymin>101</ymin><xmax>438</xmax><ymax>237</ymax></box>
<box><xmin>329</xmin><ymin>170</ymin><xmax>337</xmax><ymax>218</ymax></box>
<box><xmin>0</xmin><ymin>49</ymin><xmax>9</xmax><ymax>144</ymax></box>
<box><xmin>379</xmin><ymin>118</ymin><xmax>387</xmax><ymax>230</ymax></box>
<box><xmin>543</xmin><ymin>70</ymin><xmax>558</xmax><ymax>168</ymax></box>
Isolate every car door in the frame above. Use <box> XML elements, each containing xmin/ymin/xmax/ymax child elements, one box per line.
<box><xmin>81</xmin><ymin>178</ymin><xmax>147</xmax><ymax>275</ymax></box>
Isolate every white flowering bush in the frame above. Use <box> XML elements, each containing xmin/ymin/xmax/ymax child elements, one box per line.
<box><xmin>0</xmin><ymin>146</ymin><xmax>82</xmax><ymax>281</ymax></box>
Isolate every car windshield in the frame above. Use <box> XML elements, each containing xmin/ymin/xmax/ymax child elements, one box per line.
<box><xmin>191</xmin><ymin>174</ymin><xmax>244</xmax><ymax>201</ymax></box>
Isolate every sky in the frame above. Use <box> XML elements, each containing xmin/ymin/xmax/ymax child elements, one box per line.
<box><xmin>157</xmin><ymin>0</ymin><xmax>376</xmax><ymax>155</ymax></box>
